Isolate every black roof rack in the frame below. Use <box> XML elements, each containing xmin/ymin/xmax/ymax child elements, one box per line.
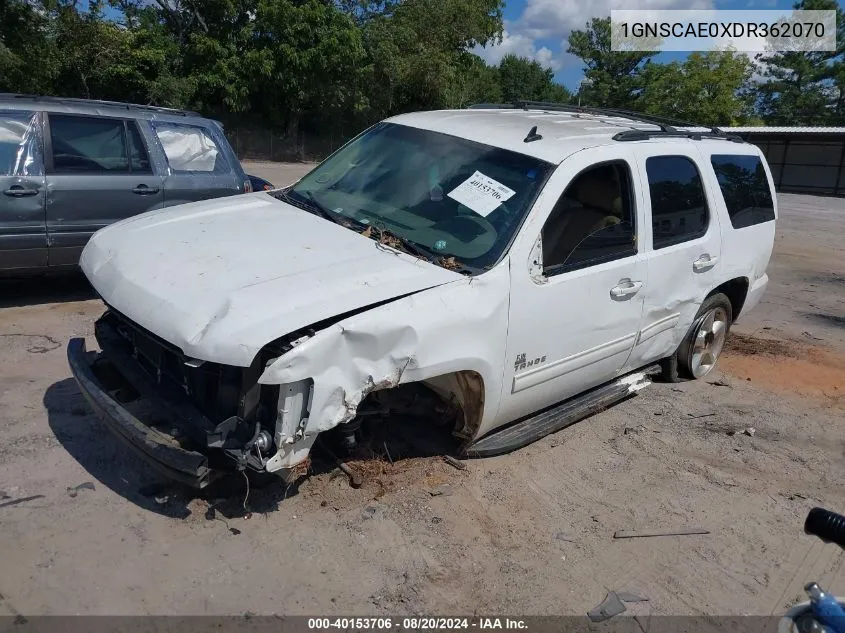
<box><xmin>467</xmin><ymin>101</ymin><xmax>744</xmax><ymax>143</ymax></box>
<box><xmin>0</xmin><ymin>93</ymin><xmax>200</xmax><ymax>117</ymax></box>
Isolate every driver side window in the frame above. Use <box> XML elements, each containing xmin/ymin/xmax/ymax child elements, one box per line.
<box><xmin>541</xmin><ymin>160</ymin><xmax>637</xmax><ymax>276</ymax></box>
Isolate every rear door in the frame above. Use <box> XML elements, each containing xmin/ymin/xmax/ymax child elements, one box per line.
<box><xmin>44</xmin><ymin>113</ymin><xmax>164</xmax><ymax>267</ymax></box>
<box><xmin>626</xmin><ymin>146</ymin><xmax>723</xmax><ymax>368</ymax></box>
<box><xmin>0</xmin><ymin>109</ymin><xmax>47</xmax><ymax>271</ymax></box>
<box><xmin>150</xmin><ymin>121</ymin><xmax>242</xmax><ymax>205</ymax></box>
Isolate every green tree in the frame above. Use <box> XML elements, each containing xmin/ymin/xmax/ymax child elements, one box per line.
<box><xmin>443</xmin><ymin>54</ymin><xmax>502</xmax><ymax>108</ymax></box>
<box><xmin>361</xmin><ymin>0</ymin><xmax>503</xmax><ymax>116</ymax></box>
<box><xmin>498</xmin><ymin>54</ymin><xmax>571</xmax><ymax>103</ymax></box>
<box><xmin>49</xmin><ymin>1</ymin><xmax>142</xmax><ymax>100</ymax></box>
<box><xmin>567</xmin><ymin>17</ymin><xmax>654</xmax><ymax>109</ymax></box>
<box><xmin>640</xmin><ymin>51</ymin><xmax>754</xmax><ymax>126</ymax></box>
<box><xmin>755</xmin><ymin>0</ymin><xmax>845</xmax><ymax>124</ymax></box>
<box><xmin>0</xmin><ymin>0</ymin><xmax>59</xmax><ymax>95</ymax></box>
<box><xmin>247</xmin><ymin>0</ymin><xmax>365</xmax><ymax>128</ymax></box>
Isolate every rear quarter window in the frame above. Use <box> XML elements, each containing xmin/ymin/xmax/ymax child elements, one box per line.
<box><xmin>710</xmin><ymin>154</ymin><xmax>775</xmax><ymax>229</ymax></box>
<box><xmin>153</xmin><ymin>122</ymin><xmax>230</xmax><ymax>173</ymax></box>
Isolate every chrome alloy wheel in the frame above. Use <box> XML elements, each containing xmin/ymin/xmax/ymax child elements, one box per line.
<box><xmin>688</xmin><ymin>307</ymin><xmax>729</xmax><ymax>378</ymax></box>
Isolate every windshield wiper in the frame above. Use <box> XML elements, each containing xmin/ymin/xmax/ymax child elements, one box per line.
<box><xmin>299</xmin><ymin>190</ymin><xmax>338</xmax><ymax>222</ymax></box>
<box><xmin>365</xmin><ymin>225</ymin><xmax>474</xmax><ymax>274</ymax></box>
<box><xmin>279</xmin><ymin>190</ymin><xmax>474</xmax><ymax>275</ymax></box>
<box><xmin>277</xmin><ymin>188</ymin><xmax>341</xmax><ymax>225</ymax></box>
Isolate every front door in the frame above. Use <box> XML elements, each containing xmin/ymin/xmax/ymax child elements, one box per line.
<box><xmin>0</xmin><ymin>110</ymin><xmax>47</xmax><ymax>271</ymax></box>
<box><xmin>44</xmin><ymin>113</ymin><xmax>164</xmax><ymax>267</ymax></box>
<box><xmin>496</xmin><ymin>147</ymin><xmax>648</xmax><ymax>427</ymax></box>
<box><xmin>625</xmin><ymin>147</ymin><xmax>723</xmax><ymax>369</ymax></box>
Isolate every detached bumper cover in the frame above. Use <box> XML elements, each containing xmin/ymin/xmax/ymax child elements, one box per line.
<box><xmin>67</xmin><ymin>337</ymin><xmax>212</xmax><ymax>488</ymax></box>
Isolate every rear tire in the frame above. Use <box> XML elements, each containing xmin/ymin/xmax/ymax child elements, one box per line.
<box><xmin>660</xmin><ymin>292</ymin><xmax>733</xmax><ymax>382</ymax></box>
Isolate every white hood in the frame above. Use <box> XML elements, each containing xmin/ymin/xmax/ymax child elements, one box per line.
<box><xmin>80</xmin><ymin>193</ymin><xmax>461</xmax><ymax>366</ymax></box>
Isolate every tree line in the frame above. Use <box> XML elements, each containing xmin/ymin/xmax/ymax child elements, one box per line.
<box><xmin>1</xmin><ymin>0</ymin><xmax>844</xmax><ymax>147</ymax></box>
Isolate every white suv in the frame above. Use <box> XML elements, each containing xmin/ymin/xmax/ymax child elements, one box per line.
<box><xmin>68</xmin><ymin>103</ymin><xmax>776</xmax><ymax>487</ymax></box>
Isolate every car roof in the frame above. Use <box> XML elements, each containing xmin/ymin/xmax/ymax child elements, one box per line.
<box><xmin>0</xmin><ymin>93</ymin><xmax>214</xmax><ymax>125</ymax></box>
<box><xmin>387</xmin><ymin>107</ymin><xmax>753</xmax><ymax>165</ymax></box>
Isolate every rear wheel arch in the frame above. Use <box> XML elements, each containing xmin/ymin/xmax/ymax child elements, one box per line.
<box><xmin>710</xmin><ymin>277</ymin><xmax>749</xmax><ymax>321</ymax></box>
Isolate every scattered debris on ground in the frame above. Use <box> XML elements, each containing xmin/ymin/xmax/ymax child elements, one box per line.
<box><xmin>553</xmin><ymin>531</ymin><xmax>578</xmax><ymax>543</ymax></box>
<box><xmin>443</xmin><ymin>455</ymin><xmax>466</xmax><ymax>470</ymax></box>
<box><xmin>588</xmin><ymin>591</ymin><xmax>649</xmax><ymax>622</ymax></box>
<box><xmin>708</xmin><ymin>379</ymin><xmax>732</xmax><ymax>388</ymax></box>
<box><xmin>624</xmin><ymin>424</ymin><xmax>647</xmax><ymax>435</ymax></box>
<box><xmin>588</xmin><ymin>591</ymin><xmax>626</xmax><ymax>622</ymax></box>
<box><xmin>66</xmin><ymin>481</ymin><xmax>95</xmax><ymax>498</ymax></box>
<box><xmin>0</xmin><ymin>495</ymin><xmax>45</xmax><ymax>509</ymax></box>
<box><xmin>613</xmin><ymin>527</ymin><xmax>710</xmax><ymax>539</ymax></box>
<box><xmin>686</xmin><ymin>411</ymin><xmax>717</xmax><ymax>419</ymax></box>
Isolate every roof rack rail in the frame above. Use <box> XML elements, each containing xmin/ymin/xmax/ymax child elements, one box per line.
<box><xmin>466</xmin><ymin>101</ymin><xmax>744</xmax><ymax>143</ymax></box>
<box><xmin>612</xmin><ymin>129</ymin><xmax>744</xmax><ymax>143</ymax></box>
<box><xmin>0</xmin><ymin>93</ymin><xmax>200</xmax><ymax>117</ymax></box>
<box><xmin>466</xmin><ymin>103</ymin><xmax>516</xmax><ymax>110</ymax></box>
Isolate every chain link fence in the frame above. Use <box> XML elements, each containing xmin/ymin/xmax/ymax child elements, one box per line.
<box><xmin>223</xmin><ymin>127</ymin><xmax>357</xmax><ymax>163</ymax></box>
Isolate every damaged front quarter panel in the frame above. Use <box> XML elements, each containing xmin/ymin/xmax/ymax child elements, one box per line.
<box><xmin>259</xmin><ymin>265</ymin><xmax>511</xmax><ymax>472</ymax></box>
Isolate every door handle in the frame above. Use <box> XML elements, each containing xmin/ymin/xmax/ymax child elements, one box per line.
<box><xmin>132</xmin><ymin>185</ymin><xmax>160</xmax><ymax>195</ymax></box>
<box><xmin>3</xmin><ymin>185</ymin><xmax>38</xmax><ymax>197</ymax></box>
<box><xmin>693</xmin><ymin>254</ymin><xmax>719</xmax><ymax>272</ymax></box>
<box><xmin>610</xmin><ymin>279</ymin><xmax>643</xmax><ymax>298</ymax></box>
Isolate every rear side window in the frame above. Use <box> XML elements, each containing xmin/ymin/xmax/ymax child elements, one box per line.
<box><xmin>710</xmin><ymin>154</ymin><xmax>775</xmax><ymax>228</ymax></box>
<box><xmin>49</xmin><ymin>115</ymin><xmax>129</xmax><ymax>173</ymax></box>
<box><xmin>645</xmin><ymin>156</ymin><xmax>709</xmax><ymax>249</ymax></box>
<box><xmin>0</xmin><ymin>110</ymin><xmax>42</xmax><ymax>176</ymax></box>
<box><xmin>153</xmin><ymin>123</ymin><xmax>229</xmax><ymax>173</ymax></box>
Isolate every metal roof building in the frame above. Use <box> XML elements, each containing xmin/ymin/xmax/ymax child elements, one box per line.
<box><xmin>723</xmin><ymin>126</ymin><xmax>845</xmax><ymax>196</ymax></box>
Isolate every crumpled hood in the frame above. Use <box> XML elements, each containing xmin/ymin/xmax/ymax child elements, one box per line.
<box><xmin>80</xmin><ymin>193</ymin><xmax>461</xmax><ymax>366</ymax></box>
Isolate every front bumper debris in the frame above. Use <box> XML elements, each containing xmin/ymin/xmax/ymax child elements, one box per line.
<box><xmin>67</xmin><ymin>337</ymin><xmax>213</xmax><ymax>488</ymax></box>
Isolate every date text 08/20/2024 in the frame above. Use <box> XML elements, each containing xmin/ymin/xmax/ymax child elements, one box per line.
<box><xmin>307</xmin><ymin>618</ymin><xmax>528</xmax><ymax>630</ymax></box>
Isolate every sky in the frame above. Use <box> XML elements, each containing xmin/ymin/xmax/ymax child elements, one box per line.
<box><xmin>473</xmin><ymin>0</ymin><xmax>843</xmax><ymax>90</ymax></box>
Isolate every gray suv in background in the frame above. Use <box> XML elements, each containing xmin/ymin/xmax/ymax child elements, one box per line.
<box><xmin>0</xmin><ymin>94</ymin><xmax>250</xmax><ymax>275</ymax></box>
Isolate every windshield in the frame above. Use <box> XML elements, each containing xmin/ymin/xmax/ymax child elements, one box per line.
<box><xmin>288</xmin><ymin>122</ymin><xmax>553</xmax><ymax>271</ymax></box>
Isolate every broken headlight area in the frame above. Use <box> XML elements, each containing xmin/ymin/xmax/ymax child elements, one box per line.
<box><xmin>88</xmin><ymin>309</ymin><xmax>467</xmax><ymax>487</ymax></box>
<box><xmin>91</xmin><ymin>309</ymin><xmax>302</xmax><ymax>478</ymax></box>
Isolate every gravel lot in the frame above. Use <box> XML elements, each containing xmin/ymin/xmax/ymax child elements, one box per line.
<box><xmin>0</xmin><ymin>161</ymin><xmax>843</xmax><ymax>617</ymax></box>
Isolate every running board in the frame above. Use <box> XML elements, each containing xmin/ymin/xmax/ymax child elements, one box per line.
<box><xmin>464</xmin><ymin>366</ymin><xmax>659</xmax><ymax>458</ymax></box>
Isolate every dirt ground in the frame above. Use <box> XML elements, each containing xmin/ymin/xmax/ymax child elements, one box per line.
<box><xmin>0</xmin><ymin>161</ymin><xmax>843</xmax><ymax>617</ymax></box>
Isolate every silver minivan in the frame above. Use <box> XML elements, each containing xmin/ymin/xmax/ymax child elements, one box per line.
<box><xmin>0</xmin><ymin>93</ymin><xmax>249</xmax><ymax>275</ymax></box>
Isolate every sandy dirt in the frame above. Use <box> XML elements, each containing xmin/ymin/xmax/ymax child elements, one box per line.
<box><xmin>0</xmin><ymin>162</ymin><xmax>843</xmax><ymax>617</ymax></box>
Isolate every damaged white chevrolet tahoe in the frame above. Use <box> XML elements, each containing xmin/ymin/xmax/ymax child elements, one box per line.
<box><xmin>68</xmin><ymin>104</ymin><xmax>777</xmax><ymax>487</ymax></box>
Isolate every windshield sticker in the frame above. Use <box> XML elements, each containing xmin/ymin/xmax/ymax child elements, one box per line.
<box><xmin>447</xmin><ymin>171</ymin><xmax>516</xmax><ymax>217</ymax></box>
